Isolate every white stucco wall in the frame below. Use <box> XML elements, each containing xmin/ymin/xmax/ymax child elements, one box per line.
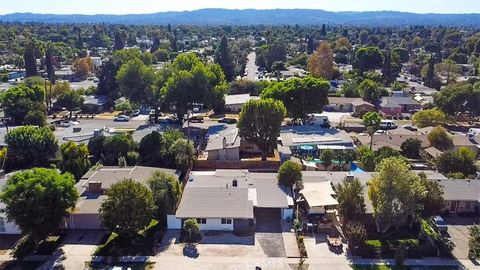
<box><xmin>167</xmin><ymin>215</ymin><xmax>182</xmax><ymax>229</ymax></box>
<box><xmin>0</xmin><ymin>215</ymin><xmax>21</xmax><ymax>234</ymax></box>
<box><xmin>199</xmin><ymin>218</ymin><xmax>234</xmax><ymax>231</ymax></box>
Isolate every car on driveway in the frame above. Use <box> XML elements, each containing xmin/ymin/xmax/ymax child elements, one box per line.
<box><xmin>218</xmin><ymin>117</ymin><xmax>237</xmax><ymax>124</ymax></box>
<box><xmin>432</xmin><ymin>216</ymin><xmax>448</xmax><ymax>233</ymax></box>
<box><xmin>59</xmin><ymin>120</ymin><xmax>79</xmax><ymax>127</ymax></box>
<box><xmin>114</xmin><ymin>115</ymin><xmax>130</xmax><ymax>122</ymax></box>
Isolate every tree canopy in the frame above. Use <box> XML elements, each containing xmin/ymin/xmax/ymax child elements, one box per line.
<box><xmin>148</xmin><ymin>171</ymin><xmax>182</xmax><ymax>223</ymax></box>
<box><xmin>308</xmin><ymin>41</ymin><xmax>334</xmax><ymax>80</ymax></box>
<box><xmin>412</xmin><ymin>109</ymin><xmax>446</xmax><ymax>128</ymax></box>
<box><xmin>261</xmin><ymin>77</ymin><xmax>329</xmax><ymax>122</ymax></box>
<box><xmin>277</xmin><ymin>160</ymin><xmax>302</xmax><ymax>188</ymax></box>
<box><xmin>0</xmin><ymin>168</ymin><xmax>78</xmax><ymax>247</ymax></box>
<box><xmin>237</xmin><ymin>98</ymin><xmax>286</xmax><ymax>160</ymax></box>
<box><xmin>1</xmin><ymin>84</ymin><xmax>46</xmax><ymax>125</ymax></box>
<box><xmin>99</xmin><ymin>179</ymin><xmax>155</xmax><ymax>238</ymax></box>
<box><xmin>428</xmin><ymin>126</ymin><xmax>453</xmax><ymax>151</ymax></box>
<box><xmin>59</xmin><ymin>141</ymin><xmax>91</xmax><ymax>180</ymax></box>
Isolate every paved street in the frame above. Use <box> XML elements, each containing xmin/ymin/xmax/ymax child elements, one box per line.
<box><xmin>245</xmin><ymin>51</ymin><xmax>258</xmax><ymax>81</ymax></box>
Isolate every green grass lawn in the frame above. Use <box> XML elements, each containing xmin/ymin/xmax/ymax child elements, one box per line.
<box><xmin>366</xmin><ymin>238</ymin><xmax>419</xmax><ymax>248</ymax></box>
<box><xmin>352</xmin><ymin>265</ymin><xmax>458</xmax><ymax>270</ymax></box>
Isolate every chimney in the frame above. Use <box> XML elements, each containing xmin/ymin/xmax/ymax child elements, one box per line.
<box><xmin>88</xmin><ymin>181</ymin><xmax>102</xmax><ymax>193</ymax></box>
<box><xmin>232</xmin><ymin>179</ymin><xmax>238</xmax><ymax>187</ymax></box>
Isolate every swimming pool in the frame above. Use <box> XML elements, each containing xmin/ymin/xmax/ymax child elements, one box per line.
<box><xmin>350</xmin><ymin>163</ymin><xmax>365</xmax><ymax>173</ymax></box>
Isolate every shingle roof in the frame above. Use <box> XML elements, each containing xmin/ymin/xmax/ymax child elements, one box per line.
<box><xmin>205</xmin><ymin>125</ymin><xmax>240</xmax><ymax>151</ymax></box>
<box><xmin>357</xmin><ymin>134</ymin><xmax>430</xmax><ymax>151</ymax></box>
<box><xmin>437</xmin><ymin>179</ymin><xmax>480</xmax><ymax>202</ymax></box>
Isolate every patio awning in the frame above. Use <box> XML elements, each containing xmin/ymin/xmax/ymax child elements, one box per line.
<box><xmin>300</xmin><ymin>181</ymin><xmax>338</xmax><ymax>208</ymax></box>
<box><xmin>317</xmin><ymin>145</ymin><xmax>354</xmax><ymax>150</ymax></box>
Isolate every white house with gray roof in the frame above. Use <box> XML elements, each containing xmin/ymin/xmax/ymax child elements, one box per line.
<box><xmin>168</xmin><ymin>170</ymin><xmax>294</xmax><ymax>232</ymax></box>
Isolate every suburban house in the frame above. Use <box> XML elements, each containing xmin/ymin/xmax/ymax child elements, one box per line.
<box><xmin>167</xmin><ymin>170</ymin><xmax>294</xmax><ymax>232</ymax></box>
<box><xmin>64</xmin><ymin>166</ymin><xmax>181</xmax><ymax>230</ymax></box>
<box><xmin>202</xmin><ymin>125</ymin><xmax>261</xmax><ymax>161</ymax></box>
<box><xmin>379</xmin><ymin>96</ymin><xmax>421</xmax><ymax>115</ymax></box>
<box><xmin>278</xmin><ymin>125</ymin><xmax>356</xmax><ymax>159</ymax></box>
<box><xmin>356</xmin><ymin>134</ymin><xmax>430</xmax><ymax>152</ymax></box>
<box><xmin>224</xmin><ymin>94</ymin><xmax>259</xmax><ymax>113</ymax></box>
<box><xmin>82</xmin><ymin>95</ymin><xmax>109</xmax><ymax>113</ymax></box>
<box><xmin>0</xmin><ymin>172</ymin><xmax>21</xmax><ymax>234</ymax></box>
<box><xmin>437</xmin><ymin>179</ymin><xmax>480</xmax><ymax>215</ymax></box>
<box><xmin>325</xmin><ymin>97</ymin><xmax>374</xmax><ymax>115</ymax></box>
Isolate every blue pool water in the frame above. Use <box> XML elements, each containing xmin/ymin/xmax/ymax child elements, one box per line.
<box><xmin>350</xmin><ymin>163</ymin><xmax>365</xmax><ymax>173</ymax></box>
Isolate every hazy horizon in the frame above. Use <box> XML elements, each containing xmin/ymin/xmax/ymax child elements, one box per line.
<box><xmin>1</xmin><ymin>0</ymin><xmax>479</xmax><ymax>15</ymax></box>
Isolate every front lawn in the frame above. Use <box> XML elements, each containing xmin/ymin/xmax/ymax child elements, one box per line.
<box><xmin>94</xmin><ymin>219</ymin><xmax>163</xmax><ymax>256</ymax></box>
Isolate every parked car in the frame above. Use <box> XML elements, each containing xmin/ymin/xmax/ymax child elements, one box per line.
<box><xmin>114</xmin><ymin>115</ymin><xmax>130</xmax><ymax>122</ymax></box>
<box><xmin>402</xmin><ymin>125</ymin><xmax>418</xmax><ymax>131</ymax></box>
<box><xmin>218</xmin><ymin>117</ymin><xmax>237</xmax><ymax>124</ymax></box>
<box><xmin>59</xmin><ymin>120</ymin><xmax>79</xmax><ymax>127</ymax></box>
<box><xmin>379</xmin><ymin>120</ymin><xmax>398</xmax><ymax>130</ymax></box>
<box><xmin>374</xmin><ymin>130</ymin><xmax>387</xmax><ymax>135</ymax></box>
<box><xmin>432</xmin><ymin>216</ymin><xmax>448</xmax><ymax>233</ymax></box>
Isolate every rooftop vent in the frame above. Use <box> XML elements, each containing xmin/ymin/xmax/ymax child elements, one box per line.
<box><xmin>345</xmin><ymin>172</ymin><xmax>354</xmax><ymax>181</ymax></box>
<box><xmin>232</xmin><ymin>179</ymin><xmax>238</xmax><ymax>187</ymax></box>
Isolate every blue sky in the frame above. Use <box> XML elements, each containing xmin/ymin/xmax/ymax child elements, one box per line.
<box><xmin>0</xmin><ymin>0</ymin><xmax>479</xmax><ymax>14</ymax></box>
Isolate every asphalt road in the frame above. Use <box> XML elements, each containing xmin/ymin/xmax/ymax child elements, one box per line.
<box><xmin>245</xmin><ymin>51</ymin><xmax>258</xmax><ymax>81</ymax></box>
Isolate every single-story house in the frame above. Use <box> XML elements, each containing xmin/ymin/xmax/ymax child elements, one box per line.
<box><xmin>325</xmin><ymin>97</ymin><xmax>374</xmax><ymax>114</ymax></box>
<box><xmin>203</xmin><ymin>125</ymin><xmax>260</xmax><ymax>161</ymax></box>
<box><xmin>357</xmin><ymin>134</ymin><xmax>430</xmax><ymax>152</ymax></box>
<box><xmin>438</xmin><ymin>179</ymin><xmax>480</xmax><ymax>214</ymax></box>
<box><xmin>299</xmin><ymin>181</ymin><xmax>338</xmax><ymax>215</ymax></box>
<box><xmin>0</xmin><ymin>172</ymin><xmax>21</xmax><ymax>234</ymax></box>
<box><xmin>379</xmin><ymin>96</ymin><xmax>422</xmax><ymax>115</ymax></box>
<box><xmin>64</xmin><ymin>166</ymin><xmax>181</xmax><ymax>230</ymax></box>
<box><xmin>168</xmin><ymin>170</ymin><xmax>294</xmax><ymax>232</ymax></box>
<box><xmin>224</xmin><ymin>94</ymin><xmax>259</xmax><ymax>113</ymax></box>
<box><xmin>82</xmin><ymin>95</ymin><xmax>108</xmax><ymax>113</ymax></box>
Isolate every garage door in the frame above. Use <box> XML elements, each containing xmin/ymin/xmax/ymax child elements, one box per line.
<box><xmin>254</xmin><ymin>208</ymin><xmax>281</xmax><ymax>233</ymax></box>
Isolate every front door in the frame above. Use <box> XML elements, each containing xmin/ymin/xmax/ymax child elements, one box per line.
<box><xmin>450</xmin><ymin>201</ymin><xmax>457</xmax><ymax>212</ymax></box>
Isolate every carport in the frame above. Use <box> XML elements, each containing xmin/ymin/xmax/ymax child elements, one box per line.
<box><xmin>254</xmin><ymin>207</ymin><xmax>282</xmax><ymax>233</ymax></box>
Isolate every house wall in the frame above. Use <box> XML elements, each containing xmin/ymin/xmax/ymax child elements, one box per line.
<box><xmin>233</xmin><ymin>219</ymin><xmax>253</xmax><ymax>232</ymax></box>
<box><xmin>325</xmin><ymin>103</ymin><xmax>353</xmax><ymax>112</ymax></box>
<box><xmin>444</xmin><ymin>200</ymin><xmax>479</xmax><ymax>214</ymax></box>
<box><xmin>353</xmin><ymin>104</ymin><xmax>375</xmax><ymax>114</ymax></box>
<box><xmin>199</xmin><ymin>218</ymin><xmax>234</xmax><ymax>231</ymax></box>
<box><xmin>207</xmin><ymin>148</ymin><xmax>240</xmax><ymax>161</ymax></box>
<box><xmin>380</xmin><ymin>107</ymin><xmax>402</xmax><ymax>116</ymax></box>
<box><xmin>402</xmin><ymin>104</ymin><xmax>422</xmax><ymax>113</ymax></box>
<box><xmin>226</xmin><ymin>104</ymin><xmax>243</xmax><ymax>113</ymax></box>
<box><xmin>167</xmin><ymin>215</ymin><xmax>182</xmax><ymax>229</ymax></box>
<box><xmin>0</xmin><ymin>215</ymin><xmax>21</xmax><ymax>234</ymax></box>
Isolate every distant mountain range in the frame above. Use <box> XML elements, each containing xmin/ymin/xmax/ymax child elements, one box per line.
<box><xmin>0</xmin><ymin>9</ymin><xmax>479</xmax><ymax>26</ymax></box>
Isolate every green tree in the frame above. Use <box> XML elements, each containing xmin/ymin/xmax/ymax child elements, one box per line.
<box><xmin>101</xmin><ymin>134</ymin><xmax>138</xmax><ymax>166</ymax></box>
<box><xmin>45</xmin><ymin>44</ymin><xmax>55</xmax><ymax>84</ymax></box>
<box><xmin>308</xmin><ymin>41</ymin><xmax>334</xmax><ymax>80</ymax></box>
<box><xmin>1</xmin><ymin>84</ymin><xmax>46</xmax><ymax>125</ymax></box>
<box><xmin>5</xmin><ymin>126</ymin><xmax>58</xmax><ymax>169</ymax></box>
<box><xmin>418</xmin><ymin>172</ymin><xmax>445</xmax><ymax>218</ymax></box>
<box><xmin>0</xmin><ymin>168</ymin><xmax>78</xmax><ymax>248</ymax></box>
<box><xmin>59</xmin><ymin>141</ymin><xmax>91</xmax><ymax>180</ymax></box>
<box><xmin>116</xmin><ymin>58</ymin><xmax>155</xmax><ymax>104</ymax></box>
<box><xmin>412</xmin><ymin>109</ymin><xmax>446</xmax><ymax>128</ymax></box>
<box><xmin>183</xmin><ymin>218</ymin><xmax>200</xmax><ymax>243</ymax></box>
<box><xmin>433</xmin><ymin>83</ymin><xmax>480</xmax><ymax>116</ymax></box>
<box><xmin>24</xmin><ymin>42</ymin><xmax>37</xmax><ymax>77</ymax></box>
<box><xmin>362</xmin><ymin>112</ymin><xmax>383</xmax><ymax>150</ymax></box>
<box><xmin>229</xmin><ymin>80</ymin><xmax>256</xmax><ymax>95</ymax></box>
<box><xmin>344</xmin><ymin>222</ymin><xmax>367</xmax><ymax>253</ymax></box>
<box><xmin>214</xmin><ymin>36</ymin><xmax>235</xmax><ymax>81</ymax></box>
<box><xmin>148</xmin><ymin>171</ymin><xmax>182</xmax><ymax>223</ymax></box>
<box><xmin>163</xmin><ymin>53</ymin><xmax>228</xmax><ymax>121</ymax></box>
<box><xmin>99</xmin><ymin>179</ymin><xmax>155</xmax><ymax>238</ymax></box>
<box><xmin>436</xmin><ymin>147</ymin><xmax>477</xmax><ymax>178</ymax></box>
<box><xmin>237</xmin><ymin>98</ymin><xmax>286</xmax><ymax>160</ymax></box>
<box><xmin>355</xmin><ymin>47</ymin><xmax>384</xmax><ymax>74</ymax></box>
<box><xmin>320</xmin><ymin>149</ymin><xmax>334</xmax><ymax>170</ymax></box>
<box><xmin>401</xmin><ymin>138</ymin><xmax>422</xmax><ymax>159</ymax></box>
<box><xmin>469</xmin><ymin>225</ymin><xmax>480</xmax><ymax>260</ymax></box>
<box><xmin>56</xmin><ymin>89</ymin><xmax>85</xmax><ymax>118</ymax></box>
<box><xmin>169</xmin><ymin>138</ymin><xmax>195</xmax><ymax>171</ymax></box>
<box><xmin>368</xmin><ymin>157</ymin><xmax>425</xmax><ymax>233</ymax></box>
<box><xmin>113</xmin><ymin>32</ymin><xmax>125</xmax><ymax>51</ymax></box>
<box><xmin>428</xmin><ymin>126</ymin><xmax>453</xmax><ymax>151</ymax></box>
<box><xmin>153</xmin><ymin>49</ymin><xmax>169</xmax><ymax>62</ymax></box>
<box><xmin>424</xmin><ymin>55</ymin><xmax>436</xmax><ymax>88</ymax></box>
<box><xmin>255</xmin><ymin>41</ymin><xmax>287</xmax><ymax>72</ymax></box>
<box><xmin>358</xmin><ymin>145</ymin><xmax>376</xmax><ymax>171</ymax></box>
<box><xmin>375</xmin><ymin>146</ymin><xmax>401</xmax><ymax>165</ymax></box>
<box><xmin>336</xmin><ymin>178</ymin><xmax>366</xmax><ymax>224</ymax></box>
<box><xmin>139</xmin><ymin>131</ymin><xmax>165</xmax><ymax>167</ymax></box>
<box><xmin>392</xmin><ymin>47</ymin><xmax>409</xmax><ymax>63</ymax></box>
<box><xmin>358</xmin><ymin>79</ymin><xmax>382</xmax><ymax>102</ymax></box>
<box><xmin>277</xmin><ymin>160</ymin><xmax>302</xmax><ymax>189</ymax></box>
<box><xmin>88</xmin><ymin>135</ymin><xmax>105</xmax><ymax>163</ymax></box>
<box><xmin>261</xmin><ymin>77</ymin><xmax>329</xmax><ymax>122</ymax></box>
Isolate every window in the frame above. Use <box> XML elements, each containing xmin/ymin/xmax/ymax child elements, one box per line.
<box><xmin>196</xmin><ymin>218</ymin><xmax>207</xmax><ymax>224</ymax></box>
<box><xmin>221</xmin><ymin>218</ymin><xmax>232</xmax><ymax>224</ymax></box>
<box><xmin>0</xmin><ymin>217</ymin><xmax>5</xmax><ymax>232</ymax></box>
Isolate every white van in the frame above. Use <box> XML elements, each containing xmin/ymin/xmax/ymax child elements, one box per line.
<box><xmin>379</xmin><ymin>120</ymin><xmax>398</xmax><ymax>130</ymax></box>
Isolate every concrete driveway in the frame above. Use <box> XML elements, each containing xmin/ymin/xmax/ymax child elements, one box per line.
<box><xmin>444</xmin><ymin>216</ymin><xmax>479</xmax><ymax>260</ymax></box>
<box><xmin>255</xmin><ymin>208</ymin><xmax>286</xmax><ymax>257</ymax></box>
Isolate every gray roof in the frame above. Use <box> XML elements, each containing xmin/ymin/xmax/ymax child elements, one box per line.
<box><xmin>74</xmin><ymin>166</ymin><xmax>179</xmax><ymax>214</ymax></box>
<box><xmin>175</xmin><ymin>170</ymin><xmax>292</xmax><ymax>219</ymax></box>
<box><xmin>381</xmin><ymin>96</ymin><xmax>420</xmax><ymax>106</ymax></box>
<box><xmin>205</xmin><ymin>125</ymin><xmax>240</xmax><ymax>151</ymax></box>
<box><xmin>380</xmin><ymin>98</ymin><xmax>402</xmax><ymax>108</ymax></box>
<box><xmin>224</xmin><ymin>94</ymin><xmax>258</xmax><ymax>106</ymax></box>
<box><xmin>437</xmin><ymin>179</ymin><xmax>480</xmax><ymax>202</ymax></box>
<box><xmin>83</xmin><ymin>95</ymin><xmax>108</xmax><ymax>106</ymax></box>
<box><xmin>279</xmin><ymin>126</ymin><xmax>354</xmax><ymax>148</ymax></box>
